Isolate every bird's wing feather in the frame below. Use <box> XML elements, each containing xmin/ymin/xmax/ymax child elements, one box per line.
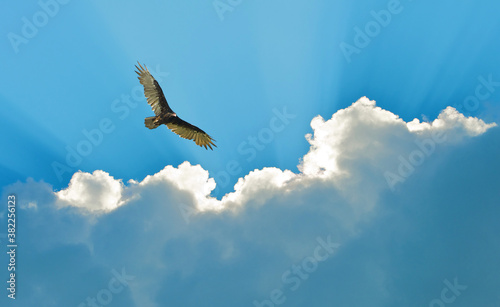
<box><xmin>166</xmin><ymin>116</ymin><xmax>217</xmax><ymax>150</ymax></box>
<box><xmin>135</xmin><ymin>62</ymin><xmax>172</xmax><ymax>116</ymax></box>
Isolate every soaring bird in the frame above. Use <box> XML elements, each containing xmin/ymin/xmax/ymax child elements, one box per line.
<box><xmin>135</xmin><ymin>62</ymin><xmax>216</xmax><ymax>150</ymax></box>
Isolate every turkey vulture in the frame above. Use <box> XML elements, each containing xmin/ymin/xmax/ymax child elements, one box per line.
<box><xmin>135</xmin><ymin>62</ymin><xmax>216</xmax><ymax>150</ymax></box>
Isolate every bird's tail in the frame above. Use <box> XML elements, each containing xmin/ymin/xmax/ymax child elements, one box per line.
<box><xmin>145</xmin><ymin>116</ymin><xmax>160</xmax><ymax>129</ymax></box>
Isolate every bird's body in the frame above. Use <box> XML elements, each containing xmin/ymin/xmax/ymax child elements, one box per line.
<box><xmin>135</xmin><ymin>62</ymin><xmax>216</xmax><ymax>150</ymax></box>
<box><xmin>144</xmin><ymin>113</ymin><xmax>176</xmax><ymax>129</ymax></box>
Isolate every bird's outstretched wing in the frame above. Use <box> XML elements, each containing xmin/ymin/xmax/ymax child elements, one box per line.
<box><xmin>166</xmin><ymin>116</ymin><xmax>217</xmax><ymax>150</ymax></box>
<box><xmin>135</xmin><ymin>62</ymin><xmax>172</xmax><ymax>115</ymax></box>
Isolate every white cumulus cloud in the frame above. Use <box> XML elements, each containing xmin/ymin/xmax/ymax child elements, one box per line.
<box><xmin>56</xmin><ymin>170</ymin><xmax>125</xmax><ymax>212</ymax></box>
<box><xmin>4</xmin><ymin>97</ymin><xmax>498</xmax><ymax>307</ymax></box>
<box><xmin>53</xmin><ymin>97</ymin><xmax>495</xmax><ymax>216</ymax></box>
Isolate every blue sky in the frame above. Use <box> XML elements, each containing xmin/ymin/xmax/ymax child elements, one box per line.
<box><xmin>1</xmin><ymin>0</ymin><xmax>500</xmax><ymax>306</ymax></box>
